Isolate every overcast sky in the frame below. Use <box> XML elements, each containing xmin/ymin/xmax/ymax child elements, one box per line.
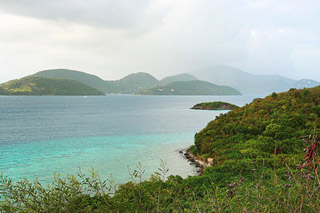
<box><xmin>0</xmin><ymin>0</ymin><xmax>319</xmax><ymax>83</ymax></box>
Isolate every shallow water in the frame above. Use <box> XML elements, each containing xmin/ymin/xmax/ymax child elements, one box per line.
<box><xmin>0</xmin><ymin>94</ymin><xmax>262</xmax><ymax>183</ymax></box>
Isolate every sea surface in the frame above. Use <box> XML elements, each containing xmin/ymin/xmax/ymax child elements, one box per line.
<box><xmin>0</xmin><ymin>94</ymin><xmax>263</xmax><ymax>184</ymax></box>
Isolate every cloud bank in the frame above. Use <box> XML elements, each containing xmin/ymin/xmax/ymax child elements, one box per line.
<box><xmin>0</xmin><ymin>0</ymin><xmax>319</xmax><ymax>82</ymax></box>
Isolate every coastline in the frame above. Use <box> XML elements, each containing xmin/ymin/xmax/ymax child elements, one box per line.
<box><xmin>179</xmin><ymin>148</ymin><xmax>209</xmax><ymax>175</ymax></box>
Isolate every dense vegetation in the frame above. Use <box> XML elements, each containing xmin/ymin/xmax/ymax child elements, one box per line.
<box><xmin>0</xmin><ymin>87</ymin><xmax>9</xmax><ymax>95</ymax></box>
<box><xmin>194</xmin><ymin>87</ymin><xmax>320</xmax><ymax>163</ymax></box>
<box><xmin>139</xmin><ymin>80</ymin><xmax>241</xmax><ymax>95</ymax></box>
<box><xmin>0</xmin><ymin>76</ymin><xmax>105</xmax><ymax>96</ymax></box>
<box><xmin>191</xmin><ymin>101</ymin><xmax>239</xmax><ymax>110</ymax></box>
<box><xmin>34</xmin><ymin>69</ymin><xmax>108</xmax><ymax>93</ymax></box>
<box><xmin>1</xmin><ymin>86</ymin><xmax>320</xmax><ymax>212</ymax></box>
<box><xmin>112</xmin><ymin>72</ymin><xmax>159</xmax><ymax>94</ymax></box>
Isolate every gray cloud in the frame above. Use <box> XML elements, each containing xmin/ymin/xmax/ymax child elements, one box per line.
<box><xmin>0</xmin><ymin>0</ymin><xmax>319</xmax><ymax>82</ymax></box>
<box><xmin>0</xmin><ymin>0</ymin><xmax>170</xmax><ymax>32</ymax></box>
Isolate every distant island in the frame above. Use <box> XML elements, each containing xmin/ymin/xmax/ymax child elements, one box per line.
<box><xmin>34</xmin><ymin>69</ymin><xmax>241</xmax><ymax>95</ymax></box>
<box><xmin>1</xmin><ymin>67</ymin><xmax>318</xmax><ymax>96</ymax></box>
<box><xmin>191</xmin><ymin>101</ymin><xmax>239</xmax><ymax>110</ymax></box>
<box><xmin>0</xmin><ymin>76</ymin><xmax>104</xmax><ymax>96</ymax></box>
<box><xmin>0</xmin><ymin>69</ymin><xmax>241</xmax><ymax>96</ymax></box>
<box><xmin>139</xmin><ymin>80</ymin><xmax>241</xmax><ymax>95</ymax></box>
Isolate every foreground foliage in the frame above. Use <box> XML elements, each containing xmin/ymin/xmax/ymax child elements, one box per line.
<box><xmin>1</xmin><ymin>144</ymin><xmax>320</xmax><ymax>212</ymax></box>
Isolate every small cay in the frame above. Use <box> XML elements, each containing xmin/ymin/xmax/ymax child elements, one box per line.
<box><xmin>191</xmin><ymin>101</ymin><xmax>239</xmax><ymax>110</ymax></box>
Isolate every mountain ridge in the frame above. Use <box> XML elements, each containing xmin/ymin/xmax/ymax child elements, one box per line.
<box><xmin>4</xmin><ymin>67</ymin><xmax>319</xmax><ymax>95</ymax></box>
<box><xmin>190</xmin><ymin>65</ymin><xmax>312</xmax><ymax>94</ymax></box>
<box><xmin>33</xmin><ymin>69</ymin><xmax>240</xmax><ymax>95</ymax></box>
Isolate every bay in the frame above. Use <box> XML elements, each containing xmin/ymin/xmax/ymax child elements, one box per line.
<box><xmin>0</xmin><ymin>94</ymin><xmax>262</xmax><ymax>184</ymax></box>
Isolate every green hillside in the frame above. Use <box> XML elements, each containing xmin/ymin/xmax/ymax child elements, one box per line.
<box><xmin>113</xmin><ymin>72</ymin><xmax>159</xmax><ymax>94</ymax></box>
<box><xmin>159</xmin><ymin>73</ymin><xmax>198</xmax><ymax>85</ymax></box>
<box><xmin>34</xmin><ymin>69</ymin><xmax>160</xmax><ymax>94</ymax></box>
<box><xmin>0</xmin><ymin>76</ymin><xmax>104</xmax><ymax>96</ymax></box>
<box><xmin>140</xmin><ymin>80</ymin><xmax>241</xmax><ymax>95</ymax></box>
<box><xmin>193</xmin><ymin>86</ymin><xmax>320</xmax><ymax>182</ymax></box>
<box><xmin>33</xmin><ymin>69</ymin><xmax>108</xmax><ymax>93</ymax></box>
<box><xmin>0</xmin><ymin>86</ymin><xmax>9</xmax><ymax>95</ymax></box>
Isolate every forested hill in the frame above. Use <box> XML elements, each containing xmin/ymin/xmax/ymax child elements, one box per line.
<box><xmin>194</xmin><ymin>86</ymin><xmax>320</xmax><ymax>175</ymax></box>
<box><xmin>34</xmin><ymin>69</ymin><xmax>108</xmax><ymax>93</ymax></box>
<box><xmin>109</xmin><ymin>72</ymin><xmax>159</xmax><ymax>94</ymax></box>
<box><xmin>0</xmin><ymin>76</ymin><xmax>105</xmax><ymax>96</ymax></box>
<box><xmin>33</xmin><ymin>69</ymin><xmax>202</xmax><ymax>94</ymax></box>
<box><xmin>139</xmin><ymin>80</ymin><xmax>241</xmax><ymax>95</ymax></box>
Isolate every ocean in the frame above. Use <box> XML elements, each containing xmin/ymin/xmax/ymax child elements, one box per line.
<box><xmin>0</xmin><ymin>94</ymin><xmax>262</xmax><ymax>184</ymax></box>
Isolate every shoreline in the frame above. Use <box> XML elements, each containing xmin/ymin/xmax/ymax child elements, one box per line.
<box><xmin>179</xmin><ymin>148</ymin><xmax>209</xmax><ymax>175</ymax></box>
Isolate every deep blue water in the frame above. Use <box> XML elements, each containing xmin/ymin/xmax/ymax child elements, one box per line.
<box><xmin>0</xmin><ymin>95</ymin><xmax>262</xmax><ymax>184</ymax></box>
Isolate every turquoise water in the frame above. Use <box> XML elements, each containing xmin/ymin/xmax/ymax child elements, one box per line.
<box><xmin>0</xmin><ymin>95</ymin><xmax>262</xmax><ymax>183</ymax></box>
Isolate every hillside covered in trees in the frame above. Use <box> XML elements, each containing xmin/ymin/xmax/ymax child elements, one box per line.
<box><xmin>34</xmin><ymin>69</ymin><xmax>108</xmax><ymax>93</ymax></box>
<box><xmin>139</xmin><ymin>80</ymin><xmax>241</xmax><ymax>95</ymax></box>
<box><xmin>0</xmin><ymin>76</ymin><xmax>105</xmax><ymax>96</ymax></box>
<box><xmin>194</xmin><ymin>87</ymin><xmax>320</xmax><ymax>163</ymax></box>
